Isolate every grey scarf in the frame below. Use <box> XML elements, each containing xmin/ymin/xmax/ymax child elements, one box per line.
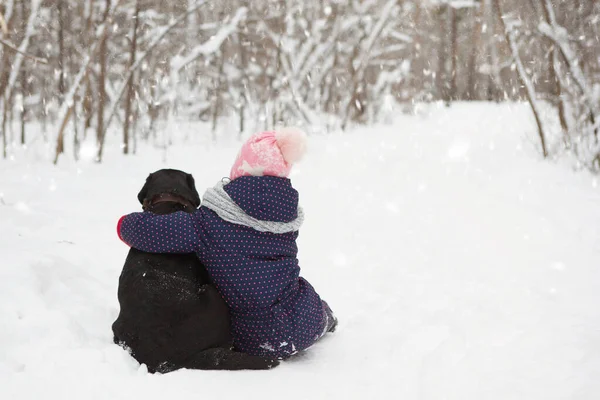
<box><xmin>202</xmin><ymin>181</ymin><xmax>304</xmax><ymax>234</ymax></box>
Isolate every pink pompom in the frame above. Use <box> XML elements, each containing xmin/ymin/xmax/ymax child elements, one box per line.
<box><xmin>275</xmin><ymin>127</ymin><xmax>307</xmax><ymax>164</ymax></box>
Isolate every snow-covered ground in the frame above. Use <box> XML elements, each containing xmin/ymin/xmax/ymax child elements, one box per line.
<box><xmin>1</xmin><ymin>103</ymin><xmax>600</xmax><ymax>399</ymax></box>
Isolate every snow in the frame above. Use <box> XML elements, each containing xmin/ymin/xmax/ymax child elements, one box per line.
<box><xmin>170</xmin><ymin>7</ymin><xmax>248</xmax><ymax>74</ymax></box>
<box><xmin>2</xmin><ymin>103</ymin><xmax>600</xmax><ymax>399</ymax></box>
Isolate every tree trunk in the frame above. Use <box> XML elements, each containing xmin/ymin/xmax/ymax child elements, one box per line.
<box><xmin>19</xmin><ymin>0</ymin><xmax>26</xmax><ymax>145</ymax></box>
<box><xmin>485</xmin><ymin>0</ymin><xmax>502</xmax><ymax>102</ymax></box>
<box><xmin>466</xmin><ymin>3</ymin><xmax>483</xmax><ymax>100</ymax></box>
<box><xmin>73</xmin><ymin>96</ymin><xmax>80</xmax><ymax>161</ymax></box>
<box><xmin>96</xmin><ymin>0</ymin><xmax>111</xmax><ymax>161</ymax></box>
<box><xmin>19</xmin><ymin>92</ymin><xmax>25</xmax><ymax>145</ymax></box>
<box><xmin>123</xmin><ymin>0</ymin><xmax>140</xmax><ymax>155</ymax></box>
<box><xmin>436</xmin><ymin>5</ymin><xmax>448</xmax><ymax>102</ymax></box>
<box><xmin>53</xmin><ymin>106</ymin><xmax>73</xmax><ymax>165</ymax></box>
<box><xmin>82</xmin><ymin>0</ymin><xmax>94</xmax><ymax>132</ymax></box>
<box><xmin>550</xmin><ymin>49</ymin><xmax>569</xmax><ymax>134</ymax></box>
<box><xmin>324</xmin><ymin>4</ymin><xmax>342</xmax><ymax>117</ymax></box>
<box><xmin>54</xmin><ymin>0</ymin><xmax>67</xmax><ymax>156</ymax></box>
<box><xmin>237</xmin><ymin>30</ymin><xmax>249</xmax><ymax>139</ymax></box>
<box><xmin>2</xmin><ymin>95</ymin><xmax>7</xmax><ymax>159</ymax></box>
<box><xmin>450</xmin><ymin>5</ymin><xmax>459</xmax><ymax>102</ymax></box>
<box><xmin>409</xmin><ymin>2</ymin><xmax>424</xmax><ymax>98</ymax></box>
<box><xmin>493</xmin><ymin>0</ymin><xmax>548</xmax><ymax>158</ymax></box>
<box><xmin>58</xmin><ymin>0</ymin><xmax>66</xmax><ymax>100</ymax></box>
<box><xmin>148</xmin><ymin>82</ymin><xmax>158</xmax><ymax>140</ymax></box>
<box><xmin>537</xmin><ymin>0</ymin><xmax>568</xmax><ymax>134</ymax></box>
<box><xmin>132</xmin><ymin>74</ymin><xmax>139</xmax><ymax>154</ymax></box>
<box><xmin>341</xmin><ymin>27</ymin><xmax>367</xmax><ymax>130</ymax></box>
<box><xmin>212</xmin><ymin>49</ymin><xmax>225</xmax><ymax>141</ymax></box>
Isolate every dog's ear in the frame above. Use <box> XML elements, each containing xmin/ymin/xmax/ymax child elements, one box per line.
<box><xmin>137</xmin><ymin>173</ymin><xmax>153</xmax><ymax>205</ymax></box>
<box><xmin>186</xmin><ymin>173</ymin><xmax>201</xmax><ymax>208</ymax></box>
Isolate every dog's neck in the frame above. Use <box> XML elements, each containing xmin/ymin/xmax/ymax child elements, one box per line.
<box><xmin>142</xmin><ymin>193</ymin><xmax>197</xmax><ymax>215</ymax></box>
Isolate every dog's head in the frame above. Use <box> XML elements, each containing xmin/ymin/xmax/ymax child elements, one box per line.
<box><xmin>137</xmin><ymin>169</ymin><xmax>201</xmax><ymax>212</ymax></box>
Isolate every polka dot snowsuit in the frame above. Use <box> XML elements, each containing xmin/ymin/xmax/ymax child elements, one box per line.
<box><xmin>118</xmin><ymin>176</ymin><xmax>335</xmax><ymax>359</ymax></box>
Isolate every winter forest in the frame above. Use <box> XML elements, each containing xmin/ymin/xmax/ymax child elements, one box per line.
<box><xmin>0</xmin><ymin>0</ymin><xmax>599</xmax><ymax>167</ymax></box>
<box><xmin>2</xmin><ymin>1</ymin><xmax>600</xmax><ymax>399</ymax></box>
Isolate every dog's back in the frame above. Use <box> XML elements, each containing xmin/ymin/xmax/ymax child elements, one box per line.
<box><xmin>112</xmin><ymin>249</ymin><xmax>232</xmax><ymax>372</ymax></box>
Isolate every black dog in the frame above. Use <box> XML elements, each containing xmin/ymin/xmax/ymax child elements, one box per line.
<box><xmin>112</xmin><ymin>169</ymin><xmax>278</xmax><ymax>372</ymax></box>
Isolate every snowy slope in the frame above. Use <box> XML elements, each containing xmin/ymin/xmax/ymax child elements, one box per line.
<box><xmin>1</xmin><ymin>103</ymin><xmax>600</xmax><ymax>400</ymax></box>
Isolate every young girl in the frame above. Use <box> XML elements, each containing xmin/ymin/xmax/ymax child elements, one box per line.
<box><xmin>117</xmin><ymin>128</ymin><xmax>337</xmax><ymax>359</ymax></box>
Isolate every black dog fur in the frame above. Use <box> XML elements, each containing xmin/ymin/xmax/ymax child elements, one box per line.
<box><xmin>112</xmin><ymin>169</ymin><xmax>278</xmax><ymax>372</ymax></box>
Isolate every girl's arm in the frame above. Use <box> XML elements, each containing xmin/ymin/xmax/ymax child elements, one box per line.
<box><xmin>117</xmin><ymin>210</ymin><xmax>206</xmax><ymax>253</ymax></box>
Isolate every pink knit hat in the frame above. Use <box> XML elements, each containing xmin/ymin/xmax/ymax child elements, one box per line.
<box><xmin>229</xmin><ymin>127</ymin><xmax>307</xmax><ymax>180</ymax></box>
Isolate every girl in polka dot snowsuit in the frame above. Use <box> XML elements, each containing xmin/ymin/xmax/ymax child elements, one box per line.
<box><xmin>117</xmin><ymin>128</ymin><xmax>337</xmax><ymax>359</ymax></box>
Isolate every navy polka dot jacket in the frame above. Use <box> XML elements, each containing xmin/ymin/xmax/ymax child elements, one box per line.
<box><xmin>118</xmin><ymin>176</ymin><xmax>333</xmax><ymax>358</ymax></box>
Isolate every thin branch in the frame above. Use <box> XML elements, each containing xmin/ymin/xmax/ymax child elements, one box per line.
<box><xmin>0</xmin><ymin>38</ymin><xmax>48</xmax><ymax>64</ymax></box>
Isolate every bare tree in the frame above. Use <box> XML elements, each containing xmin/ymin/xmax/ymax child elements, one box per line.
<box><xmin>236</xmin><ymin>28</ymin><xmax>250</xmax><ymax>138</ymax></box>
<box><xmin>58</xmin><ymin>0</ymin><xmax>66</xmax><ymax>100</ymax></box>
<box><xmin>0</xmin><ymin>0</ymin><xmax>596</xmax><ymax>169</ymax></box>
<box><xmin>123</xmin><ymin>0</ymin><xmax>141</xmax><ymax>155</ymax></box>
<box><xmin>0</xmin><ymin>0</ymin><xmax>42</xmax><ymax>159</ymax></box>
<box><xmin>494</xmin><ymin>0</ymin><xmax>548</xmax><ymax>157</ymax></box>
<box><xmin>466</xmin><ymin>2</ymin><xmax>484</xmax><ymax>100</ymax></box>
<box><xmin>449</xmin><ymin>5</ymin><xmax>459</xmax><ymax>101</ymax></box>
<box><xmin>96</xmin><ymin>0</ymin><xmax>210</xmax><ymax>162</ymax></box>
<box><xmin>54</xmin><ymin>0</ymin><xmax>126</xmax><ymax>164</ymax></box>
<box><xmin>82</xmin><ymin>0</ymin><xmax>95</xmax><ymax>132</ymax></box>
<box><xmin>96</xmin><ymin>0</ymin><xmax>112</xmax><ymax>159</ymax></box>
<box><xmin>436</xmin><ymin>3</ymin><xmax>449</xmax><ymax>103</ymax></box>
<box><xmin>536</xmin><ymin>0</ymin><xmax>599</xmax><ymax>167</ymax></box>
<box><xmin>19</xmin><ymin>0</ymin><xmax>27</xmax><ymax>145</ymax></box>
